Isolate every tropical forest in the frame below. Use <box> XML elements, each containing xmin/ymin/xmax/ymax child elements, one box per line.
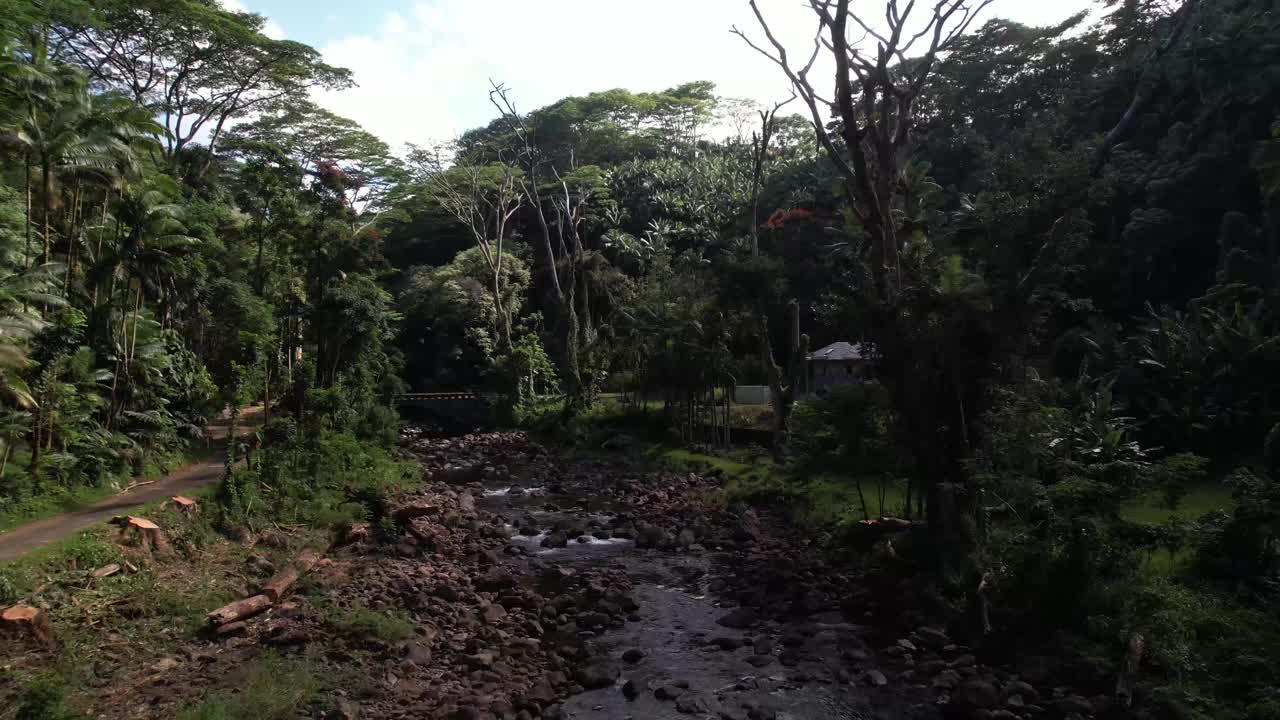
<box><xmin>1</xmin><ymin>0</ymin><xmax>1279</xmax><ymax>719</ymax></box>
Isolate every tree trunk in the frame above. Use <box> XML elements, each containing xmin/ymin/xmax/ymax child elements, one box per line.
<box><xmin>30</xmin><ymin>406</ymin><xmax>41</xmax><ymax>485</ymax></box>
<box><xmin>24</xmin><ymin>155</ymin><xmax>33</xmax><ymax>268</ymax></box>
<box><xmin>129</xmin><ymin>284</ymin><xmax>143</xmax><ymax>366</ymax></box>
<box><xmin>493</xmin><ymin>266</ymin><xmax>511</xmax><ymax>352</ymax></box>
<box><xmin>42</xmin><ymin>157</ymin><xmax>53</xmax><ymax>265</ymax></box>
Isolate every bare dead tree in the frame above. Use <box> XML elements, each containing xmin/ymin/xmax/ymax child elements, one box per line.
<box><xmin>733</xmin><ymin>0</ymin><xmax>992</xmax><ymax>301</ymax></box>
<box><xmin>746</xmin><ymin>95</ymin><xmax>803</xmax><ymax>454</ymax></box>
<box><xmin>487</xmin><ymin>82</ymin><xmax>589</xmax><ymax>411</ymax></box>
<box><xmin>488</xmin><ymin>82</ymin><xmax>564</xmax><ymax>301</ymax></box>
<box><xmin>735</xmin><ymin>1</ymin><xmax>998</xmax><ymax>593</ymax></box>
<box><xmin>425</xmin><ymin>158</ymin><xmax>524</xmax><ymax>351</ymax></box>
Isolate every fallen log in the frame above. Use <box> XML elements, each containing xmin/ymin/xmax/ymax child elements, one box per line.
<box><xmin>92</xmin><ymin>564</ymin><xmax>121</xmax><ymax>579</ymax></box>
<box><xmin>392</xmin><ymin>503</ymin><xmax>439</xmax><ymax>523</ymax></box>
<box><xmin>343</xmin><ymin>522</ymin><xmax>370</xmax><ymax>544</ymax></box>
<box><xmin>215</xmin><ymin>620</ymin><xmax>248</xmax><ymax>636</ymax></box>
<box><xmin>207</xmin><ymin>594</ymin><xmax>272</xmax><ymax>626</ymax></box>
<box><xmin>2</xmin><ymin>604</ymin><xmax>55</xmax><ymax>649</ymax></box>
<box><xmin>257</xmin><ymin>547</ymin><xmax>326</xmax><ymax>604</ymax></box>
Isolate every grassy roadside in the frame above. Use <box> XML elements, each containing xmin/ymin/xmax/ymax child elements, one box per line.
<box><xmin>0</xmin><ymin>430</ymin><xmax>417</xmax><ymax>720</ymax></box>
<box><xmin>0</xmin><ymin>442</ymin><xmax>220</xmax><ymax>534</ymax></box>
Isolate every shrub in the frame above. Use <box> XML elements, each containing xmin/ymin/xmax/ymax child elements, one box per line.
<box><xmin>788</xmin><ymin>383</ymin><xmax>893</xmax><ymax>473</ymax></box>
<box><xmin>13</xmin><ymin>674</ymin><xmax>75</xmax><ymax>720</ymax></box>
<box><xmin>1154</xmin><ymin>453</ymin><xmax>1210</xmax><ymax>509</ymax></box>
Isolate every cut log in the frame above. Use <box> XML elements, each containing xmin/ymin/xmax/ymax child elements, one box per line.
<box><xmin>392</xmin><ymin>504</ymin><xmax>439</xmax><ymax>523</ymax></box>
<box><xmin>92</xmin><ymin>564</ymin><xmax>121</xmax><ymax>579</ymax></box>
<box><xmin>294</xmin><ymin>548</ymin><xmax>322</xmax><ymax>573</ymax></box>
<box><xmin>207</xmin><ymin>594</ymin><xmax>272</xmax><ymax>626</ymax></box>
<box><xmin>343</xmin><ymin>522</ymin><xmax>370</xmax><ymax>545</ymax></box>
<box><xmin>215</xmin><ymin>620</ymin><xmax>248</xmax><ymax>636</ymax></box>
<box><xmin>2</xmin><ymin>604</ymin><xmax>55</xmax><ymax>648</ymax></box>
<box><xmin>260</xmin><ymin>567</ymin><xmax>300</xmax><ymax>603</ymax></box>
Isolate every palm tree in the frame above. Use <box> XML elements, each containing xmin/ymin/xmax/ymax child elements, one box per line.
<box><xmin>0</xmin><ymin>36</ymin><xmax>73</xmax><ymax>265</ymax></box>
<box><xmin>4</xmin><ymin>47</ymin><xmax>161</xmax><ymax>271</ymax></box>
<box><xmin>0</xmin><ymin>261</ymin><xmax>64</xmax><ymax>408</ymax></box>
<box><xmin>0</xmin><ymin>408</ymin><xmax>28</xmax><ymax>480</ymax></box>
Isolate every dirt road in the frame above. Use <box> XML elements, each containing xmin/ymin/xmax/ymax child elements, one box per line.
<box><xmin>0</xmin><ymin>406</ymin><xmax>262</xmax><ymax>562</ymax></box>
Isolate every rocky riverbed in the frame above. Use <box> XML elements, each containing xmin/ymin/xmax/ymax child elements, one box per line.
<box><xmin>304</xmin><ymin>429</ymin><xmax>1097</xmax><ymax>720</ymax></box>
<box><xmin>77</xmin><ymin>429</ymin><xmax>1105</xmax><ymax>720</ymax></box>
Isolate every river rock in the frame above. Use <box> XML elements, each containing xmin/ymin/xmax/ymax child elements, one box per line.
<box><xmin>676</xmin><ymin>693</ymin><xmax>708</xmax><ymax>714</ymax></box>
<box><xmin>916</xmin><ymin>626</ymin><xmax>950</xmax><ymax>650</ymax></box>
<box><xmin>481</xmin><ymin>604</ymin><xmax>508</xmax><ymax>624</ymax></box>
<box><xmin>716</xmin><ymin>607</ymin><xmax>757</xmax><ymax>629</ymax></box>
<box><xmin>574</xmin><ymin>659</ymin><xmax>619</xmax><ymax>689</ymax></box>
<box><xmin>932</xmin><ymin>669</ymin><xmax>961</xmax><ymax>690</ymax></box>
<box><xmin>953</xmin><ymin>679</ymin><xmax>999</xmax><ymax>709</ymax></box>
<box><xmin>710</xmin><ymin>636</ymin><xmax>743</xmax><ymax>651</ymax></box>
<box><xmin>655</xmin><ymin>684</ymin><xmax>685</xmax><ymax>701</ymax></box>
<box><xmin>622</xmin><ymin>648</ymin><xmax>646</xmax><ymax>664</ymax></box>
<box><xmin>635</xmin><ymin>524</ymin><xmax>671</xmax><ymax>549</ymax></box>
<box><xmin>865</xmin><ymin>669</ymin><xmax>888</xmax><ymax>686</ymax></box>
<box><xmin>541</xmin><ymin>532</ymin><xmax>568</xmax><ymax>549</ymax></box>
<box><xmin>1001</xmin><ymin>680</ymin><xmax>1039</xmax><ymax>704</ymax></box>
<box><xmin>1055</xmin><ymin>695</ymin><xmax>1093</xmax><ymax>715</ymax></box>
<box><xmin>404</xmin><ymin>642</ymin><xmax>433</xmax><ymax>665</ymax></box>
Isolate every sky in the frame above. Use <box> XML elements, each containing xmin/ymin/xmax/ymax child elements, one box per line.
<box><xmin>229</xmin><ymin>0</ymin><xmax>1096</xmax><ymax>151</ymax></box>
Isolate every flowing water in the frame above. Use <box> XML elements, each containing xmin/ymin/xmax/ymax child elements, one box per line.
<box><xmin>471</xmin><ymin>451</ymin><xmax>936</xmax><ymax>720</ymax></box>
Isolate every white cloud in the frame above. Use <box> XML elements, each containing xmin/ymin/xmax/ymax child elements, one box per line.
<box><xmin>221</xmin><ymin>0</ymin><xmax>286</xmax><ymax>39</ymax></box>
<box><xmin>313</xmin><ymin>0</ymin><xmax>1093</xmax><ymax>151</ymax></box>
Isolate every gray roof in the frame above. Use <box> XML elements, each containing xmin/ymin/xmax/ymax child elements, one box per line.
<box><xmin>808</xmin><ymin>341</ymin><xmax>866</xmax><ymax>362</ymax></box>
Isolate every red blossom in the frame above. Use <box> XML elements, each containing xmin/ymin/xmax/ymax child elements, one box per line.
<box><xmin>762</xmin><ymin>207</ymin><xmax>814</xmax><ymax>230</ymax></box>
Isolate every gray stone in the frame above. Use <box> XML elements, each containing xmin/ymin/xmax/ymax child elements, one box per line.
<box><xmin>574</xmin><ymin>659</ymin><xmax>620</xmax><ymax>689</ymax></box>
<box><xmin>916</xmin><ymin>626</ymin><xmax>950</xmax><ymax>650</ymax></box>
<box><xmin>716</xmin><ymin>607</ymin><xmax>758</xmax><ymax>629</ymax></box>
<box><xmin>953</xmin><ymin>680</ymin><xmax>999</xmax><ymax>709</ymax></box>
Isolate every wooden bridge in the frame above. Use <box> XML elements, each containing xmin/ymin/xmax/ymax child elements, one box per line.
<box><xmin>397</xmin><ymin>391</ymin><xmax>491</xmax><ymax>427</ymax></box>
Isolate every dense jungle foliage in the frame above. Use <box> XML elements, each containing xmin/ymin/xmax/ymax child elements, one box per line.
<box><xmin>2</xmin><ymin>0</ymin><xmax>1279</xmax><ymax>717</ymax></box>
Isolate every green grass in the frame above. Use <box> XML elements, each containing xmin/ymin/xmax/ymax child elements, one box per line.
<box><xmin>1119</xmin><ymin>483</ymin><xmax>1236</xmax><ymax>525</ymax></box>
<box><xmin>176</xmin><ymin>655</ymin><xmax>323</xmax><ymax>720</ymax></box>
<box><xmin>654</xmin><ymin>445</ymin><xmax>910</xmax><ymax>527</ymax></box>
<box><xmin>330</xmin><ymin>604</ymin><xmax>415</xmax><ymax>644</ymax></box>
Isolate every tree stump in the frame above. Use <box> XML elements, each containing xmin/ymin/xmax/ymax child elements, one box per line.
<box><xmin>2</xmin><ymin>605</ymin><xmax>56</xmax><ymax>649</ymax></box>
<box><xmin>170</xmin><ymin>495</ymin><xmax>198</xmax><ymax>513</ymax></box>
<box><xmin>112</xmin><ymin>515</ymin><xmax>169</xmax><ymax>553</ymax></box>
